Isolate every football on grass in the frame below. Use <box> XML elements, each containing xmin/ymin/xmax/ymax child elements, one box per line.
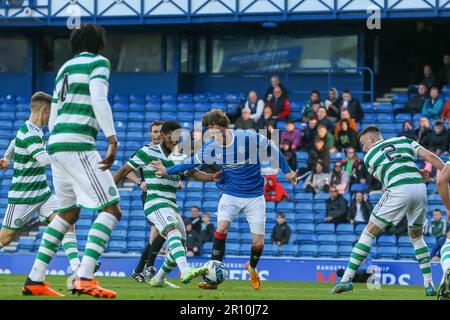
<box><xmin>202</xmin><ymin>260</ymin><xmax>226</xmax><ymax>285</ymax></box>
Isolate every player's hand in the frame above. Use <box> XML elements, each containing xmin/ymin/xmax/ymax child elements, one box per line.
<box><xmin>151</xmin><ymin>159</ymin><xmax>167</xmax><ymax>176</ymax></box>
<box><xmin>285</xmin><ymin>171</ymin><xmax>298</xmax><ymax>185</ymax></box>
<box><xmin>99</xmin><ymin>136</ymin><xmax>118</xmax><ymax>171</ymax></box>
<box><xmin>419</xmin><ymin>169</ymin><xmax>431</xmax><ymax>183</ymax></box>
<box><xmin>212</xmin><ymin>170</ymin><xmax>222</xmax><ymax>182</ymax></box>
<box><xmin>0</xmin><ymin>158</ymin><xmax>10</xmax><ymax>171</ymax></box>
<box><xmin>139</xmin><ymin>182</ymin><xmax>148</xmax><ymax>192</ymax></box>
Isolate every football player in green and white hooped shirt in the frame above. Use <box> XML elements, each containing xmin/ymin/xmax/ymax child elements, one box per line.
<box><xmin>23</xmin><ymin>24</ymin><xmax>122</xmax><ymax>298</ymax></box>
<box><xmin>332</xmin><ymin>125</ymin><xmax>445</xmax><ymax>296</ymax></box>
<box><xmin>0</xmin><ymin>92</ymin><xmax>80</xmax><ymax>275</ymax></box>
<box><xmin>114</xmin><ymin>120</ymin><xmax>221</xmax><ymax>288</ymax></box>
<box><xmin>435</xmin><ymin>156</ymin><xmax>450</xmax><ymax>300</ymax></box>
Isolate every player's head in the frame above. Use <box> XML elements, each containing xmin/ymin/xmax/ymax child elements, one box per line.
<box><xmin>160</xmin><ymin>120</ymin><xmax>181</xmax><ymax>151</ymax></box>
<box><xmin>359</xmin><ymin>125</ymin><xmax>383</xmax><ymax>153</ymax></box>
<box><xmin>149</xmin><ymin>120</ymin><xmax>163</xmax><ymax>145</ymax></box>
<box><xmin>201</xmin><ymin>109</ymin><xmax>230</xmax><ymax>141</ymax></box>
<box><xmin>30</xmin><ymin>91</ymin><xmax>52</xmax><ymax>126</ymax></box>
<box><xmin>70</xmin><ymin>23</ymin><xmax>106</xmax><ymax>55</ymax></box>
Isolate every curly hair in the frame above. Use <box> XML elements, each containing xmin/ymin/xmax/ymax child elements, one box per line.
<box><xmin>201</xmin><ymin>109</ymin><xmax>230</xmax><ymax>128</ymax></box>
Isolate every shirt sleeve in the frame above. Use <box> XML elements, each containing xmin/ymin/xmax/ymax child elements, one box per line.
<box><xmin>127</xmin><ymin>148</ymin><xmax>150</xmax><ymax>171</ymax></box>
<box><xmin>257</xmin><ymin>133</ymin><xmax>292</xmax><ymax>174</ymax></box>
<box><xmin>408</xmin><ymin>138</ymin><xmax>424</xmax><ymax>157</ymax></box>
<box><xmin>22</xmin><ymin>133</ymin><xmax>50</xmax><ymax>166</ymax></box>
<box><xmin>4</xmin><ymin>139</ymin><xmax>15</xmax><ymax>163</ymax></box>
<box><xmin>167</xmin><ymin>141</ymin><xmax>216</xmax><ymax>175</ymax></box>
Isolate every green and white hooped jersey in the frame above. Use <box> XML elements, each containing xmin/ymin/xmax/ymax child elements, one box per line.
<box><xmin>8</xmin><ymin>121</ymin><xmax>52</xmax><ymax>205</ymax></box>
<box><xmin>48</xmin><ymin>52</ymin><xmax>111</xmax><ymax>155</ymax></box>
<box><xmin>364</xmin><ymin>136</ymin><xmax>424</xmax><ymax>189</ymax></box>
<box><xmin>127</xmin><ymin>144</ymin><xmax>187</xmax><ymax>216</ymax></box>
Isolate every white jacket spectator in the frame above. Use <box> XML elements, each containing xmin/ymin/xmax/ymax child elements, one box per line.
<box><xmin>244</xmin><ymin>91</ymin><xmax>265</xmax><ymax>121</ymax></box>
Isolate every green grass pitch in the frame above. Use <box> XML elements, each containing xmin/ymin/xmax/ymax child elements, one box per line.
<box><xmin>0</xmin><ymin>274</ymin><xmax>435</xmax><ymax>300</ymax></box>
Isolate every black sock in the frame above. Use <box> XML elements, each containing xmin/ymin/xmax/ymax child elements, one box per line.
<box><xmin>134</xmin><ymin>243</ymin><xmax>151</xmax><ymax>273</ymax></box>
<box><xmin>211</xmin><ymin>231</ymin><xmax>227</xmax><ymax>261</ymax></box>
<box><xmin>250</xmin><ymin>244</ymin><xmax>263</xmax><ymax>269</ymax></box>
<box><xmin>146</xmin><ymin>234</ymin><xmax>166</xmax><ymax>267</ymax></box>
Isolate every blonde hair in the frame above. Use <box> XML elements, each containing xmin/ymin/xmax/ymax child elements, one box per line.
<box><xmin>30</xmin><ymin>91</ymin><xmax>52</xmax><ymax>111</ymax></box>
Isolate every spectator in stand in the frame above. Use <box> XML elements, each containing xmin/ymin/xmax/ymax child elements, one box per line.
<box><xmin>429</xmin><ymin>120</ymin><xmax>449</xmax><ymax>156</ymax></box>
<box><xmin>440</xmin><ymin>99</ymin><xmax>450</xmax><ymax>123</ymax></box>
<box><xmin>304</xmin><ymin>161</ymin><xmax>330</xmax><ymax>194</ymax></box>
<box><xmin>342</xmin><ymin>147</ymin><xmax>368</xmax><ymax>185</ymax></box>
<box><xmin>340</xmin><ymin>90</ymin><xmax>364</xmax><ymax>123</ymax></box>
<box><xmin>336</xmin><ymin>119</ymin><xmax>358</xmax><ymax>152</ymax></box>
<box><xmin>188</xmin><ymin>205</ymin><xmax>202</xmax><ymax>233</ymax></box>
<box><xmin>264</xmin><ymin>174</ymin><xmax>289</xmax><ymax>202</ymax></box>
<box><xmin>256</xmin><ymin>106</ymin><xmax>276</xmax><ymax>130</ymax></box>
<box><xmin>281</xmin><ymin>140</ymin><xmax>297</xmax><ymax>172</ymax></box>
<box><xmin>267</xmin><ymin>86</ymin><xmax>290</xmax><ymax>119</ymax></box>
<box><xmin>394</xmin><ymin>83</ymin><xmax>428</xmax><ymax>115</ymax></box>
<box><xmin>317</xmin><ymin>124</ymin><xmax>336</xmax><ymax>153</ymax></box>
<box><xmin>335</xmin><ymin>108</ymin><xmax>357</xmax><ymax>137</ymax></box>
<box><xmin>185</xmin><ymin>223</ymin><xmax>202</xmax><ymax>257</ymax></box>
<box><xmin>397</xmin><ymin>121</ymin><xmax>417</xmax><ymax>141</ymax></box>
<box><xmin>302</xmin><ymin>90</ymin><xmax>323</xmax><ymax>121</ymax></box>
<box><xmin>265</xmin><ymin>75</ymin><xmax>288</xmax><ymax>100</ymax></box>
<box><xmin>415</xmin><ymin>116</ymin><xmax>433</xmax><ymax>149</ymax></box>
<box><xmin>422</xmin><ymin>87</ymin><xmax>445</xmax><ymax>119</ymax></box>
<box><xmin>325</xmin><ymin>186</ymin><xmax>348</xmax><ymax>225</ymax></box>
<box><xmin>431</xmin><ymin>225</ymin><xmax>450</xmax><ymax>263</ymax></box>
<box><xmin>347</xmin><ymin>192</ymin><xmax>373</xmax><ymax>226</ymax></box>
<box><xmin>198</xmin><ymin>212</ymin><xmax>214</xmax><ymax>243</ymax></box>
<box><xmin>330</xmin><ymin>161</ymin><xmax>350</xmax><ymax>194</ymax></box>
<box><xmin>325</xmin><ymin>87</ymin><xmax>342</xmax><ymax>121</ymax></box>
<box><xmin>425</xmin><ymin>209</ymin><xmax>447</xmax><ymax>240</ymax></box>
<box><xmin>271</xmin><ymin>213</ymin><xmax>291</xmax><ymax>248</ymax></box>
<box><xmin>317</xmin><ymin>106</ymin><xmax>335</xmax><ymax>132</ymax></box>
<box><xmin>235</xmin><ymin>107</ymin><xmax>256</xmax><ymax>130</ymax></box>
<box><xmin>281</xmin><ymin>119</ymin><xmax>302</xmax><ymax>151</ymax></box>
<box><xmin>440</xmin><ymin>54</ymin><xmax>450</xmax><ymax>86</ymax></box>
<box><xmin>422</xmin><ymin>64</ymin><xmax>437</xmax><ymax>89</ymax></box>
<box><xmin>302</xmin><ymin>118</ymin><xmax>318</xmax><ymax>151</ymax></box>
<box><xmin>307</xmin><ymin>137</ymin><xmax>330</xmax><ymax>172</ymax></box>
<box><xmin>244</xmin><ymin>91</ymin><xmax>265</xmax><ymax>122</ymax></box>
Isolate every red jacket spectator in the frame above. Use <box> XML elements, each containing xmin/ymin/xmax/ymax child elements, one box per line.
<box><xmin>267</xmin><ymin>86</ymin><xmax>291</xmax><ymax>119</ymax></box>
<box><xmin>264</xmin><ymin>175</ymin><xmax>289</xmax><ymax>202</ymax></box>
<box><xmin>441</xmin><ymin>100</ymin><xmax>450</xmax><ymax>120</ymax></box>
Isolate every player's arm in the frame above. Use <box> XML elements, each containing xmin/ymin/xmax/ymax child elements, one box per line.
<box><xmin>187</xmin><ymin>169</ymin><xmax>221</xmax><ymax>182</ymax></box>
<box><xmin>437</xmin><ymin>165</ymin><xmax>450</xmax><ymax>220</ymax></box>
<box><xmin>113</xmin><ymin>164</ymin><xmax>135</xmax><ymax>186</ymax></box>
<box><xmin>261</xmin><ymin>135</ymin><xmax>297</xmax><ymax>185</ymax></box>
<box><xmin>89</xmin><ymin>60</ymin><xmax>117</xmax><ymax>171</ymax></box>
<box><xmin>24</xmin><ymin>135</ymin><xmax>51</xmax><ymax>167</ymax></box>
<box><xmin>126</xmin><ymin>171</ymin><xmax>147</xmax><ymax>192</ymax></box>
<box><xmin>115</xmin><ymin>148</ymin><xmax>147</xmax><ymax>186</ymax></box>
<box><xmin>0</xmin><ymin>138</ymin><xmax>15</xmax><ymax>170</ymax></box>
<box><xmin>416</xmin><ymin>147</ymin><xmax>445</xmax><ymax>171</ymax></box>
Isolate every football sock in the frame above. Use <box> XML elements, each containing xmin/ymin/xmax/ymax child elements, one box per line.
<box><xmin>411</xmin><ymin>236</ymin><xmax>433</xmax><ymax>286</ymax></box>
<box><xmin>154</xmin><ymin>252</ymin><xmax>177</xmax><ymax>283</ymax></box>
<box><xmin>146</xmin><ymin>234</ymin><xmax>166</xmax><ymax>267</ymax></box>
<box><xmin>29</xmin><ymin>215</ymin><xmax>71</xmax><ymax>282</ymax></box>
<box><xmin>341</xmin><ymin>229</ymin><xmax>375</xmax><ymax>282</ymax></box>
<box><xmin>78</xmin><ymin>212</ymin><xmax>117</xmax><ymax>280</ymax></box>
<box><xmin>167</xmin><ymin>229</ymin><xmax>189</xmax><ymax>274</ymax></box>
<box><xmin>249</xmin><ymin>244</ymin><xmax>263</xmax><ymax>270</ymax></box>
<box><xmin>212</xmin><ymin>231</ymin><xmax>227</xmax><ymax>262</ymax></box>
<box><xmin>62</xmin><ymin>231</ymin><xmax>81</xmax><ymax>272</ymax></box>
<box><xmin>441</xmin><ymin>239</ymin><xmax>450</xmax><ymax>272</ymax></box>
<box><xmin>134</xmin><ymin>242</ymin><xmax>151</xmax><ymax>273</ymax></box>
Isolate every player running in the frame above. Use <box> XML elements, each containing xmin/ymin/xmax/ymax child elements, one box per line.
<box><xmin>125</xmin><ymin>121</ymin><xmax>168</xmax><ymax>283</ymax></box>
<box><xmin>151</xmin><ymin>109</ymin><xmax>297</xmax><ymax>290</ymax></box>
<box><xmin>331</xmin><ymin>125</ymin><xmax>445</xmax><ymax>296</ymax></box>
<box><xmin>0</xmin><ymin>92</ymin><xmax>81</xmax><ymax>277</ymax></box>
<box><xmin>23</xmin><ymin>24</ymin><xmax>122</xmax><ymax>298</ymax></box>
<box><xmin>114</xmin><ymin>120</ymin><xmax>220</xmax><ymax>288</ymax></box>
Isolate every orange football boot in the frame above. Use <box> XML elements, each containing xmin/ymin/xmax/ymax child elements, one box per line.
<box><xmin>73</xmin><ymin>278</ymin><xmax>116</xmax><ymax>298</ymax></box>
<box><xmin>198</xmin><ymin>281</ymin><xmax>219</xmax><ymax>290</ymax></box>
<box><xmin>22</xmin><ymin>282</ymin><xmax>64</xmax><ymax>297</ymax></box>
<box><xmin>245</xmin><ymin>261</ymin><xmax>261</xmax><ymax>290</ymax></box>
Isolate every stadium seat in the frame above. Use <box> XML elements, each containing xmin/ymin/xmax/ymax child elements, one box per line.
<box><xmin>318</xmin><ymin>245</ymin><xmax>337</xmax><ymax>258</ymax></box>
<box><xmin>226</xmin><ymin>243</ymin><xmax>240</xmax><ymax>255</ymax></box>
<box><xmin>335</xmin><ymin>224</ymin><xmax>354</xmax><ymax>235</ymax></box>
<box><xmin>111</xmin><ymin>229</ymin><xmax>127</xmax><ymax>241</ymax></box>
<box><xmin>297</xmin><ymin>244</ymin><xmax>318</xmax><ymax>257</ymax></box>
<box><xmin>317</xmin><ymin>234</ymin><xmax>337</xmax><ymax>245</ymax></box>
<box><xmin>397</xmin><ymin>247</ymin><xmax>415</xmax><ymax>260</ymax></box>
<box><xmin>378</xmin><ymin>235</ymin><xmax>397</xmax><ymax>247</ymax></box>
<box><xmin>278</xmin><ymin>244</ymin><xmax>296</xmax><ymax>256</ymax></box>
<box><xmin>315</xmin><ymin>223</ymin><xmax>335</xmax><ymax>234</ymax></box>
<box><xmin>336</xmin><ymin>235</ymin><xmax>356</xmax><ymax>246</ymax></box>
<box><xmin>177</xmin><ymin>93</ymin><xmax>193</xmax><ymax>103</ymax></box>
<box><xmin>337</xmin><ymin>245</ymin><xmax>353</xmax><ymax>258</ymax></box>
<box><xmin>294</xmin><ymin>234</ymin><xmax>317</xmax><ymax>245</ymax></box>
<box><xmin>354</xmin><ymin>224</ymin><xmax>367</xmax><ymax>235</ymax></box>
<box><xmin>377</xmin><ymin>247</ymin><xmax>397</xmax><ymax>259</ymax></box>
<box><xmin>296</xmin><ymin>213</ymin><xmax>314</xmax><ymax>224</ymax></box>
<box><xmin>127</xmin><ymin>241</ymin><xmax>145</xmax><ymax>252</ymax></box>
<box><xmin>108</xmin><ymin>241</ymin><xmax>127</xmax><ymax>252</ymax></box>
<box><xmin>161</xmin><ymin>93</ymin><xmax>177</xmax><ymax>103</ymax></box>
<box><xmin>276</xmin><ymin>202</ymin><xmax>294</xmax><ymax>213</ymax></box>
<box><xmin>145</xmin><ymin>94</ymin><xmax>160</xmax><ymax>103</ymax></box>
<box><xmin>313</xmin><ymin>193</ymin><xmax>329</xmax><ymax>203</ymax></box>
<box><xmin>395</xmin><ymin>113</ymin><xmax>412</xmax><ymax>123</ymax></box>
<box><xmin>193</xmin><ymin>93</ymin><xmax>209</xmax><ymax>103</ymax></box>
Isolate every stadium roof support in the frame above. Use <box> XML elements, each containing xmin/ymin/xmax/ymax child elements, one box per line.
<box><xmin>0</xmin><ymin>0</ymin><xmax>450</xmax><ymax>26</ymax></box>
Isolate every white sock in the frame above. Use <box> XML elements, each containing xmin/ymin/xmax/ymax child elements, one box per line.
<box><xmin>167</xmin><ymin>229</ymin><xmax>189</xmax><ymax>274</ymax></box>
<box><xmin>342</xmin><ymin>229</ymin><xmax>375</xmax><ymax>282</ymax></box>
<box><xmin>441</xmin><ymin>239</ymin><xmax>450</xmax><ymax>273</ymax></box>
<box><xmin>61</xmin><ymin>231</ymin><xmax>81</xmax><ymax>272</ymax></box>
<box><xmin>411</xmin><ymin>236</ymin><xmax>433</xmax><ymax>287</ymax></box>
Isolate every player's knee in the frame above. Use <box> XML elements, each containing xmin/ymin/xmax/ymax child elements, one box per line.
<box><xmin>103</xmin><ymin>203</ymin><xmax>122</xmax><ymax>220</ymax></box>
<box><xmin>163</xmin><ymin>225</ymin><xmax>178</xmax><ymax>237</ymax></box>
<box><xmin>216</xmin><ymin>221</ymin><xmax>229</xmax><ymax>234</ymax></box>
<box><xmin>59</xmin><ymin>208</ymin><xmax>80</xmax><ymax>224</ymax></box>
<box><xmin>0</xmin><ymin>230</ymin><xmax>16</xmax><ymax>246</ymax></box>
<box><xmin>252</xmin><ymin>238</ymin><xmax>264</xmax><ymax>249</ymax></box>
<box><xmin>408</xmin><ymin>229</ymin><xmax>423</xmax><ymax>240</ymax></box>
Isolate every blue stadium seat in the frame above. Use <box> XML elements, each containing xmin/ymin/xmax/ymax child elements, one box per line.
<box><xmin>76</xmin><ymin>219</ymin><xmax>92</xmax><ymax>229</ymax></box>
<box><xmin>294</xmin><ymin>203</ymin><xmax>313</xmax><ymax>213</ymax></box>
<box><xmin>145</xmin><ymin>102</ymin><xmax>161</xmax><ymax>112</ymax></box>
<box><xmin>377</xmin><ymin>247</ymin><xmax>397</xmax><ymax>259</ymax></box>
<box><xmin>204</xmin><ymin>182</ymin><xmax>217</xmax><ymax>192</ymax></box>
<box><xmin>239</xmin><ymin>244</ymin><xmax>252</xmax><ymax>255</ymax></box>
<box><xmin>128</xmin><ymin>93</ymin><xmax>145</xmax><ymax>103</ymax></box>
<box><xmin>210</xmin><ymin>102</ymin><xmax>226</xmax><ymax>111</ymax></box>
<box><xmin>378</xmin><ymin>235</ymin><xmax>397</xmax><ymax>247</ymax></box>
<box><xmin>397</xmin><ymin>247</ymin><xmax>415</xmax><ymax>260</ymax></box>
<box><xmin>297</xmin><ymin>244</ymin><xmax>318</xmax><ymax>257</ymax></box>
<box><xmin>77</xmin><ymin>229</ymin><xmax>90</xmax><ymax>240</ymax></box>
<box><xmin>397</xmin><ymin>236</ymin><xmax>411</xmax><ymax>247</ymax></box>
<box><xmin>161</xmin><ymin>93</ymin><xmax>177</xmax><ymax>103</ymax></box>
<box><xmin>266</xmin><ymin>211</ymin><xmax>277</xmax><ymax>223</ymax></box>
<box><xmin>336</xmin><ymin>224</ymin><xmax>354</xmax><ymax>235</ymax></box>
<box><xmin>225</xmin><ymin>93</ymin><xmax>242</xmax><ymax>103</ymax></box>
<box><xmin>145</xmin><ymin>111</ymin><xmax>161</xmax><ymax>122</ymax></box>
<box><xmin>177</xmin><ymin>112</ymin><xmax>194</xmax><ymax>122</ymax></box>
<box><xmin>395</xmin><ymin>113</ymin><xmax>412</xmax><ymax>123</ymax></box>
<box><xmin>376</xmin><ymin>103</ymin><xmax>392</xmax><ymax>113</ymax></box>
<box><xmin>297</xmin><ymin>223</ymin><xmax>315</xmax><ymax>234</ymax></box>
<box><xmin>18</xmin><ymin>238</ymin><xmax>34</xmax><ymax>251</ymax></box>
<box><xmin>350</xmin><ymin>184</ymin><xmax>368</xmax><ymax>193</ymax></box>
<box><xmin>294</xmin><ymin>234</ymin><xmax>317</xmax><ymax>245</ymax></box>
<box><xmin>313</xmin><ymin>203</ymin><xmax>326</xmax><ymax>213</ymax></box>
<box><xmin>336</xmin><ymin>234</ymin><xmax>357</xmax><ymax>246</ymax></box>
<box><xmin>363</xmin><ymin>114</ymin><xmax>376</xmax><ymax>122</ymax></box>
<box><xmin>108</xmin><ymin>241</ymin><xmax>127</xmax><ymax>252</ymax></box>
<box><xmin>276</xmin><ymin>202</ymin><xmax>294</xmax><ymax>213</ymax></box>
<box><xmin>227</xmin><ymin>243</ymin><xmax>240</xmax><ymax>255</ymax></box>
<box><xmin>317</xmin><ymin>234</ymin><xmax>336</xmax><ymax>245</ymax></box>
<box><xmin>315</xmin><ymin>223</ymin><xmax>335</xmax><ymax>234</ymax></box>
<box><xmin>177</xmin><ymin>93</ymin><xmax>193</xmax><ymax>103</ymax></box>
<box><xmin>294</xmin><ymin>193</ymin><xmax>313</xmax><ymax>202</ymax></box>
<box><xmin>318</xmin><ymin>245</ymin><xmax>337</xmax><ymax>258</ymax></box>
<box><xmin>362</xmin><ymin>103</ymin><xmax>374</xmax><ymax>112</ymax></box>
<box><xmin>203</xmin><ymin>191</ymin><xmax>219</xmax><ymax>201</ymax></box>
<box><xmin>202</xmin><ymin>201</ymin><xmax>218</xmax><ymax>212</ymax></box>
<box><xmin>194</xmin><ymin>102</ymin><xmax>210</xmax><ymax>112</ymax></box>
<box><xmin>129</xmin><ymin>102</ymin><xmax>145</xmax><ymax>112</ymax></box>
<box><xmin>208</xmin><ymin>93</ymin><xmax>225</xmax><ymax>103</ymax></box>
<box><xmin>314</xmin><ymin>193</ymin><xmax>329</xmax><ymax>203</ymax></box>
<box><xmin>161</xmin><ymin>102</ymin><xmax>177</xmax><ymax>112</ymax></box>
<box><xmin>186</xmin><ymin>191</ymin><xmax>202</xmax><ymax>201</ymax></box>
<box><xmin>177</xmin><ymin>102</ymin><xmax>194</xmax><ymax>111</ymax></box>
<box><xmin>111</xmin><ymin>229</ymin><xmax>127</xmax><ymax>241</ymax></box>
<box><xmin>278</xmin><ymin>244</ymin><xmax>296</xmax><ymax>256</ymax></box>
<box><xmin>128</xmin><ymin>230</ymin><xmax>145</xmax><ymax>241</ymax></box>
<box><xmin>128</xmin><ymin>220</ymin><xmax>146</xmax><ymax>231</ymax></box>
<box><xmin>145</xmin><ymin>94</ymin><xmax>160</xmax><ymax>103</ymax></box>
<box><xmin>202</xmin><ymin>242</ymin><xmax>213</xmax><ymax>253</ymax></box>
<box><xmin>227</xmin><ymin>232</ymin><xmax>240</xmax><ymax>243</ymax></box>
<box><xmin>376</xmin><ymin>113</ymin><xmax>394</xmax><ymax>123</ymax></box>
<box><xmin>113</xmin><ymin>94</ymin><xmax>128</xmax><ymax>103</ymax></box>
<box><xmin>296</xmin><ymin>213</ymin><xmax>314</xmax><ymax>224</ymax></box>
<box><xmin>187</xmin><ymin>181</ymin><xmax>203</xmax><ymax>191</ymax></box>
<box><xmin>193</xmin><ymin>93</ymin><xmax>209</xmax><ymax>103</ymax></box>
<box><xmin>127</xmin><ymin>241</ymin><xmax>145</xmax><ymax>252</ymax></box>
<box><xmin>337</xmin><ymin>245</ymin><xmax>353</xmax><ymax>258</ymax></box>
<box><xmin>425</xmin><ymin>236</ymin><xmax>436</xmax><ymax>247</ymax></box>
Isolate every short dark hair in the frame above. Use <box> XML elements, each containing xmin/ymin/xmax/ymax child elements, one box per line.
<box><xmin>286</xmin><ymin>119</ymin><xmax>295</xmax><ymax>125</ymax></box>
<box><xmin>311</xmin><ymin>90</ymin><xmax>320</xmax><ymax>96</ymax></box>
<box><xmin>30</xmin><ymin>91</ymin><xmax>52</xmax><ymax>111</ymax></box>
<box><xmin>161</xmin><ymin>120</ymin><xmax>181</xmax><ymax>134</ymax></box>
<box><xmin>191</xmin><ymin>205</ymin><xmax>200</xmax><ymax>211</ymax></box>
<box><xmin>150</xmin><ymin>120</ymin><xmax>164</xmax><ymax>131</ymax></box>
<box><xmin>358</xmin><ymin>125</ymin><xmax>381</xmax><ymax>139</ymax></box>
<box><xmin>435</xmin><ymin>121</ymin><xmax>444</xmax><ymax>127</ymax></box>
<box><xmin>276</xmin><ymin>212</ymin><xmax>285</xmax><ymax>219</ymax></box>
<box><xmin>343</xmin><ymin>89</ymin><xmax>351</xmax><ymax>94</ymax></box>
<box><xmin>315</xmin><ymin>137</ymin><xmax>325</xmax><ymax>144</ymax></box>
<box><xmin>283</xmin><ymin>139</ymin><xmax>292</xmax><ymax>147</ymax></box>
<box><xmin>201</xmin><ymin>109</ymin><xmax>230</xmax><ymax>128</ymax></box>
<box><xmin>70</xmin><ymin>23</ymin><xmax>106</xmax><ymax>55</ymax></box>
<box><xmin>433</xmin><ymin>208</ymin><xmax>442</xmax><ymax>213</ymax></box>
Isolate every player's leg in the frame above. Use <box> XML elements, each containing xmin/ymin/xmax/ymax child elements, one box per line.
<box><xmin>243</xmin><ymin>195</ymin><xmax>266</xmax><ymax>290</ymax></box>
<box><xmin>438</xmin><ymin>235</ymin><xmax>450</xmax><ymax>300</ymax></box>
<box><xmin>131</xmin><ymin>242</ymin><xmax>151</xmax><ymax>282</ymax></box>
<box><xmin>144</xmin><ymin>226</ymin><xmax>166</xmax><ymax>279</ymax></box>
<box><xmin>42</xmin><ymin>195</ymin><xmax>81</xmax><ymax>273</ymax></box>
<box><xmin>0</xmin><ymin>203</ymin><xmax>31</xmax><ymax>247</ymax></box>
